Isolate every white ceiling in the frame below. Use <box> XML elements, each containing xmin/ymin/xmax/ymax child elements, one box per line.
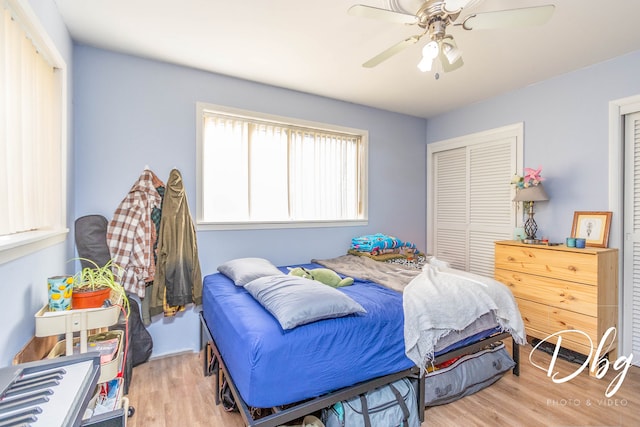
<box><xmin>55</xmin><ymin>0</ymin><xmax>640</xmax><ymax>119</ymax></box>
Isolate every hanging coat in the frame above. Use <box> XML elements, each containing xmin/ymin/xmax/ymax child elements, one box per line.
<box><xmin>107</xmin><ymin>170</ymin><xmax>163</xmax><ymax>298</ymax></box>
<box><xmin>150</xmin><ymin>169</ymin><xmax>202</xmax><ymax>316</ymax></box>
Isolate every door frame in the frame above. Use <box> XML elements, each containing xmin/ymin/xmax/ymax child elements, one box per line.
<box><xmin>609</xmin><ymin>94</ymin><xmax>640</xmax><ymax>358</ymax></box>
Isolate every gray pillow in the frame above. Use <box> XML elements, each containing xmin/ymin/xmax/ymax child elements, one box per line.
<box><xmin>244</xmin><ymin>275</ymin><xmax>367</xmax><ymax>330</ymax></box>
<box><xmin>217</xmin><ymin>257</ymin><xmax>283</xmax><ymax>286</ymax></box>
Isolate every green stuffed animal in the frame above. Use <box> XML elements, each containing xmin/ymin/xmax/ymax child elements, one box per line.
<box><xmin>287</xmin><ymin>266</ymin><xmax>354</xmax><ymax>288</ymax></box>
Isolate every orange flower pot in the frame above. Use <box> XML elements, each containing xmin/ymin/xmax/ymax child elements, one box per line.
<box><xmin>71</xmin><ymin>287</ymin><xmax>111</xmax><ymax>310</ymax></box>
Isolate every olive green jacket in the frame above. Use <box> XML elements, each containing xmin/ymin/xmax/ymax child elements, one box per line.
<box><xmin>150</xmin><ymin>169</ymin><xmax>202</xmax><ymax>316</ymax></box>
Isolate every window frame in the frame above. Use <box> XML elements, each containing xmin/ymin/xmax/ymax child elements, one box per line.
<box><xmin>0</xmin><ymin>0</ymin><xmax>68</xmax><ymax>265</ymax></box>
<box><xmin>196</xmin><ymin>102</ymin><xmax>368</xmax><ymax>230</ymax></box>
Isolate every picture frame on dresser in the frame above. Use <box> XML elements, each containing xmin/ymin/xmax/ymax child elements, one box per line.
<box><xmin>570</xmin><ymin>211</ymin><xmax>612</xmax><ymax>248</ymax></box>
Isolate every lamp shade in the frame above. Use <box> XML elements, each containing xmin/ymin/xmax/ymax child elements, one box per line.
<box><xmin>441</xmin><ymin>40</ymin><xmax>462</xmax><ymax>64</ymax></box>
<box><xmin>513</xmin><ymin>183</ymin><xmax>549</xmax><ymax>202</ymax></box>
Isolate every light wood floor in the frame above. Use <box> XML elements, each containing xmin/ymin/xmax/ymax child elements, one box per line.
<box><xmin>125</xmin><ymin>341</ymin><xmax>639</xmax><ymax>426</ymax></box>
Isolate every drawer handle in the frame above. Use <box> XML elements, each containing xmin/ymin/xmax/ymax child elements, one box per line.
<box><xmin>568</xmin><ymin>265</ymin><xmax>577</xmax><ymax>272</ymax></box>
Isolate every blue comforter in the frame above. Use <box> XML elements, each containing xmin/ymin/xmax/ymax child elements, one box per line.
<box><xmin>202</xmin><ymin>262</ymin><xmax>502</xmax><ymax>408</ymax></box>
<box><xmin>202</xmin><ymin>263</ymin><xmax>413</xmax><ymax>408</ymax></box>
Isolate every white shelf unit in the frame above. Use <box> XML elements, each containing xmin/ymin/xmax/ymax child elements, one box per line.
<box><xmin>35</xmin><ymin>293</ymin><xmax>122</xmax><ymax>355</ymax></box>
<box><xmin>34</xmin><ymin>293</ymin><xmax>125</xmax><ymax>383</ymax></box>
<box><xmin>32</xmin><ymin>293</ymin><xmax>129</xmax><ymax>425</ymax></box>
<box><xmin>47</xmin><ymin>330</ymin><xmax>124</xmax><ymax>384</ymax></box>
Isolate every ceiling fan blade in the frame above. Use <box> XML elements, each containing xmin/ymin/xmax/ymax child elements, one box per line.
<box><xmin>363</xmin><ymin>35</ymin><xmax>421</xmax><ymax>68</ymax></box>
<box><xmin>348</xmin><ymin>4</ymin><xmax>418</xmax><ymax>25</ymax></box>
<box><xmin>443</xmin><ymin>0</ymin><xmax>477</xmax><ymax>13</ymax></box>
<box><xmin>460</xmin><ymin>4</ymin><xmax>555</xmax><ymax>30</ymax></box>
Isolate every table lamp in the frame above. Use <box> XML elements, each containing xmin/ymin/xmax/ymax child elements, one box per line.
<box><xmin>513</xmin><ymin>184</ymin><xmax>549</xmax><ymax>242</ymax></box>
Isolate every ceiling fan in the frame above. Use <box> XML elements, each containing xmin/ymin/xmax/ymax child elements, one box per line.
<box><xmin>349</xmin><ymin>0</ymin><xmax>555</xmax><ymax>74</ymax></box>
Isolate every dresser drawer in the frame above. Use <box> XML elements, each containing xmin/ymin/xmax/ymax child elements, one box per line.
<box><xmin>495</xmin><ymin>269</ymin><xmax>598</xmax><ymax>316</ymax></box>
<box><xmin>516</xmin><ymin>298</ymin><xmax>597</xmax><ymax>350</ymax></box>
<box><xmin>495</xmin><ymin>243</ymin><xmax>599</xmax><ymax>285</ymax></box>
<box><xmin>525</xmin><ymin>325</ymin><xmax>592</xmax><ymax>356</ymax></box>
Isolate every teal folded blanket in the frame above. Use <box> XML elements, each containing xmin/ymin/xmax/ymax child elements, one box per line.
<box><xmin>350</xmin><ymin>233</ymin><xmax>416</xmax><ymax>253</ymax></box>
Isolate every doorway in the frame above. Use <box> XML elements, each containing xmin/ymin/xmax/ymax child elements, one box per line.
<box><xmin>610</xmin><ymin>95</ymin><xmax>640</xmax><ymax>366</ymax></box>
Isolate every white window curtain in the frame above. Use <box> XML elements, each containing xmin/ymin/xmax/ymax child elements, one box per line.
<box><xmin>0</xmin><ymin>3</ymin><xmax>60</xmax><ymax>236</ymax></box>
<box><xmin>289</xmin><ymin>129</ymin><xmax>361</xmax><ymax>221</ymax></box>
<box><xmin>200</xmin><ymin>111</ymin><xmax>365</xmax><ymax>225</ymax></box>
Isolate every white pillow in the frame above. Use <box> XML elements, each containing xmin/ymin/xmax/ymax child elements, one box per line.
<box><xmin>217</xmin><ymin>257</ymin><xmax>283</xmax><ymax>286</ymax></box>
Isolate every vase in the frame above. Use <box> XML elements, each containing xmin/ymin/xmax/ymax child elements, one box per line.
<box><xmin>71</xmin><ymin>287</ymin><xmax>111</xmax><ymax>309</ymax></box>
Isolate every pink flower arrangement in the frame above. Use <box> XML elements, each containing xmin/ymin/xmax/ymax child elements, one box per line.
<box><xmin>511</xmin><ymin>166</ymin><xmax>544</xmax><ymax>189</ymax></box>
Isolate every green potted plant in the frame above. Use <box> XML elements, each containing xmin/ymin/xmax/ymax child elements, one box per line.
<box><xmin>71</xmin><ymin>258</ymin><xmax>130</xmax><ymax>314</ymax></box>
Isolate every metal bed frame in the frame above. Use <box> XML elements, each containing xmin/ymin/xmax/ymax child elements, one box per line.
<box><xmin>200</xmin><ymin>311</ymin><xmax>519</xmax><ymax>427</ymax></box>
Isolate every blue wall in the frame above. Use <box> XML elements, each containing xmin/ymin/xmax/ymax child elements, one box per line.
<box><xmin>72</xmin><ymin>45</ymin><xmax>427</xmax><ymax>357</ymax></box>
<box><xmin>426</xmin><ymin>50</ymin><xmax>640</xmax><ymax>246</ymax></box>
<box><xmin>0</xmin><ymin>0</ymin><xmax>74</xmax><ymax>366</ymax></box>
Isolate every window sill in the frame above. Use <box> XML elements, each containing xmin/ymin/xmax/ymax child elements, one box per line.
<box><xmin>0</xmin><ymin>228</ymin><xmax>69</xmax><ymax>265</ymax></box>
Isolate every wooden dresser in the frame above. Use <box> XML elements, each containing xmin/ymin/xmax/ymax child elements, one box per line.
<box><xmin>494</xmin><ymin>240</ymin><xmax>618</xmax><ymax>357</ymax></box>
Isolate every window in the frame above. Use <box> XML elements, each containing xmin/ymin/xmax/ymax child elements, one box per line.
<box><xmin>196</xmin><ymin>103</ymin><xmax>368</xmax><ymax>229</ymax></box>
<box><xmin>0</xmin><ymin>0</ymin><xmax>67</xmax><ymax>264</ymax></box>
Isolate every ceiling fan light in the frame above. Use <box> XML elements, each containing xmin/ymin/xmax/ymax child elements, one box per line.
<box><xmin>442</xmin><ymin>41</ymin><xmax>462</xmax><ymax>64</ymax></box>
<box><xmin>417</xmin><ymin>57</ymin><xmax>433</xmax><ymax>72</ymax></box>
<box><xmin>421</xmin><ymin>40</ymin><xmax>439</xmax><ymax>59</ymax></box>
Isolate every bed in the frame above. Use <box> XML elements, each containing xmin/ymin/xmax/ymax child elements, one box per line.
<box><xmin>200</xmin><ymin>256</ymin><xmax>524</xmax><ymax>427</ymax></box>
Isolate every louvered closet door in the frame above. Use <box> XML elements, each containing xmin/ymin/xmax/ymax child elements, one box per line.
<box><xmin>432</xmin><ymin>137</ymin><xmax>517</xmax><ymax>276</ymax></box>
<box><xmin>624</xmin><ymin>111</ymin><xmax>640</xmax><ymax>367</ymax></box>
<box><xmin>433</xmin><ymin>147</ymin><xmax>467</xmax><ymax>270</ymax></box>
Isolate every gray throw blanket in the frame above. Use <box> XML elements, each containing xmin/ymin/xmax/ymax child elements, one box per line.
<box><xmin>403</xmin><ymin>265</ymin><xmax>526</xmax><ymax>372</ymax></box>
<box><xmin>312</xmin><ymin>254</ymin><xmax>420</xmax><ymax>293</ymax></box>
<box><xmin>313</xmin><ymin>255</ymin><xmax>526</xmax><ymax>373</ymax></box>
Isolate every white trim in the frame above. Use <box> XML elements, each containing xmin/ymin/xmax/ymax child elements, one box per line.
<box><xmin>0</xmin><ymin>228</ymin><xmax>68</xmax><ymax>265</ymax></box>
<box><xmin>196</xmin><ymin>103</ymin><xmax>205</xmax><ymax>226</ymax></box>
<box><xmin>609</xmin><ymin>94</ymin><xmax>640</xmax><ymax>359</ymax></box>
<box><xmin>427</xmin><ymin>123</ymin><xmax>524</xmax><ymax>153</ymax></box>
<box><xmin>9</xmin><ymin>0</ymin><xmax>65</xmax><ymax>67</ymax></box>
<box><xmin>196</xmin><ymin>102</ymin><xmax>367</xmax><ymax>136</ymax></box>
